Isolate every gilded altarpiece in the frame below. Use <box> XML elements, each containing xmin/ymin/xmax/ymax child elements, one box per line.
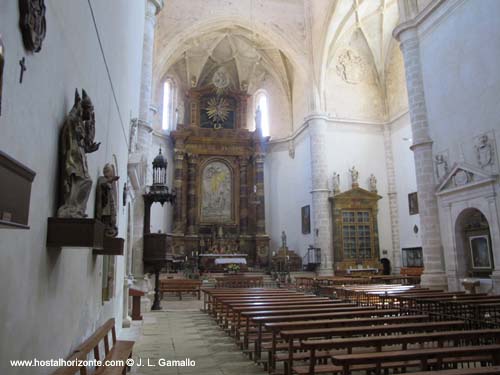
<box><xmin>169</xmin><ymin>86</ymin><xmax>270</xmax><ymax>267</ymax></box>
<box><xmin>329</xmin><ymin>187</ymin><xmax>382</xmax><ymax>272</ymax></box>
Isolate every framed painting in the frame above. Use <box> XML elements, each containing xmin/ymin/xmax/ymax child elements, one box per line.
<box><xmin>470</xmin><ymin>235</ymin><xmax>492</xmax><ymax>269</ymax></box>
<box><xmin>408</xmin><ymin>192</ymin><xmax>419</xmax><ymax>215</ymax></box>
<box><xmin>301</xmin><ymin>205</ymin><xmax>310</xmax><ymax>234</ymax></box>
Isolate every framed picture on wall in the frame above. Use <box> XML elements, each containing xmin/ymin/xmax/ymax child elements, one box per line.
<box><xmin>408</xmin><ymin>192</ymin><xmax>419</xmax><ymax>215</ymax></box>
<box><xmin>301</xmin><ymin>205</ymin><xmax>310</xmax><ymax>234</ymax></box>
<box><xmin>470</xmin><ymin>235</ymin><xmax>492</xmax><ymax>269</ymax></box>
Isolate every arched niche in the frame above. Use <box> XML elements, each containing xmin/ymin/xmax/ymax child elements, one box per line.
<box><xmin>454</xmin><ymin>208</ymin><xmax>494</xmax><ymax>279</ymax></box>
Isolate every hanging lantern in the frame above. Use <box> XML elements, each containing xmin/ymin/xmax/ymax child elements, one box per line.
<box><xmin>152</xmin><ymin>148</ymin><xmax>167</xmax><ymax>186</ymax></box>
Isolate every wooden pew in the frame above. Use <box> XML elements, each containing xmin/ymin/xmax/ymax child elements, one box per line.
<box><xmin>250</xmin><ymin>308</ymin><xmax>402</xmax><ymax>361</ymax></box>
<box><xmin>281</xmin><ymin>320</ymin><xmax>466</xmax><ymax>375</ymax></box>
<box><xmin>264</xmin><ymin>314</ymin><xmax>430</xmax><ymax>373</ymax></box>
<box><xmin>203</xmin><ymin>288</ymin><xmax>296</xmax><ymax>312</ymax></box>
<box><xmin>52</xmin><ymin>319</ymin><xmax>134</xmax><ymax>375</ymax></box>
<box><xmin>159</xmin><ymin>278</ymin><xmax>202</xmax><ymax>300</ymax></box>
<box><xmin>296</xmin><ymin>326</ymin><xmax>498</xmax><ymax>375</ymax></box>
<box><xmin>401</xmin><ymin>367</ymin><xmax>500</xmax><ymax>375</ymax></box>
<box><xmin>215</xmin><ymin>276</ymin><xmax>263</xmax><ymax>288</ymax></box>
<box><xmin>331</xmin><ymin>344</ymin><xmax>500</xmax><ymax>375</ymax></box>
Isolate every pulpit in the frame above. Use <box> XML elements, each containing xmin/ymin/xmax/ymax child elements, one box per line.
<box><xmin>142</xmin><ymin>149</ymin><xmax>175</xmax><ymax>310</ymax></box>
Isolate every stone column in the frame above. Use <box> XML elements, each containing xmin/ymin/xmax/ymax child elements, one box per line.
<box><xmin>187</xmin><ymin>153</ymin><xmax>198</xmax><ymax>235</ymax></box>
<box><xmin>307</xmin><ymin>112</ymin><xmax>333</xmax><ymax>275</ymax></box>
<box><xmin>172</xmin><ymin>149</ymin><xmax>185</xmax><ymax>233</ymax></box>
<box><xmin>383</xmin><ymin>124</ymin><xmax>401</xmax><ymax>274</ymax></box>
<box><xmin>130</xmin><ymin>0</ymin><xmax>163</xmax><ymax>283</ymax></box>
<box><xmin>239</xmin><ymin>156</ymin><xmax>249</xmax><ymax>234</ymax></box>
<box><xmin>394</xmin><ymin>27</ymin><xmax>447</xmax><ymax>289</ymax></box>
<box><xmin>254</xmin><ymin>153</ymin><xmax>266</xmax><ymax>234</ymax></box>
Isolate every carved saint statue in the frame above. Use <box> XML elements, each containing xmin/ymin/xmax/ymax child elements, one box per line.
<box><xmin>369</xmin><ymin>174</ymin><xmax>377</xmax><ymax>192</ymax></box>
<box><xmin>57</xmin><ymin>89</ymin><xmax>100</xmax><ymax>218</ymax></box>
<box><xmin>281</xmin><ymin>230</ymin><xmax>287</xmax><ymax>249</ymax></box>
<box><xmin>435</xmin><ymin>154</ymin><xmax>449</xmax><ymax>181</ymax></box>
<box><xmin>95</xmin><ymin>163</ymin><xmax>119</xmax><ymax>237</ymax></box>
<box><xmin>349</xmin><ymin>166</ymin><xmax>359</xmax><ymax>187</ymax></box>
<box><xmin>475</xmin><ymin>135</ymin><xmax>494</xmax><ymax>169</ymax></box>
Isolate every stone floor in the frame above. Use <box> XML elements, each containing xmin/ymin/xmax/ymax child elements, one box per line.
<box><xmin>123</xmin><ymin>296</ymin><xmax>267</xmax><ymax>375</ymax></box>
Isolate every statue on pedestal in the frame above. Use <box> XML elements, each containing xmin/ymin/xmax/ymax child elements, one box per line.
<box><xmin>349</xmin><ymin>166</ymin><xmax>359</xmax><ymax>187</ymax></box>
<box><xmin>96</xmin><ymin>163</ymin><xmax>119</xmax><ymax>237</ymax></box>
<box><xmin>57</xmin><ymin>89</ymin><xmax>100</xmax><ymax>218</ymax></box>
<box><xmin>369</xmin><ymin>174</ymin><xmax>377</xmax><ymax>192</ymax></box>
<box><xmin>281</xmin><ymin>230</ymin><xmax>287</xmax><ymax>249</ymax></box>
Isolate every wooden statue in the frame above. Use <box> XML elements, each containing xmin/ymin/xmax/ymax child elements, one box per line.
<box><xmin>57</xmin><ymin>89</ymin><xmax>100</xmax><ymax>218</ymax></box>
<box><xmin>95</xmin><ymin>163</ymin><xmax>119</xmax><ymax>237</ymax></box>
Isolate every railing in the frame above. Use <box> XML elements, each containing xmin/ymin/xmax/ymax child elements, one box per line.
<box><xmin>302</xmin><ymin>246</ymin><xmax>321</xmax><ymax>271</ymax></box>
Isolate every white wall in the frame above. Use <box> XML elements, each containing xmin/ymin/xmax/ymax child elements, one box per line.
<box><xmin>265</xmin><ymin>130</ymin><xmax>313</xmax><ymax>257</ymax></box>
<box><xmin>390</xmin><ymin>113</ymin><xmax>421</xmax><ymax>250</ymax></box>
<box><xmin>416</xmin><ymin>0</ymin><xmax>500</xmax><ymax>283</ymax></box>
<box><xmin>0</xmin><ymin>1</ymin><xmax>145</xmax><ymax>373</ymax></box>
<box><xmin>419</xmin><ymin>0</ymin><xmax>500</xmax><ymax>172</ymax></box>
<box><xmin>324</xmin><ymin>121</ymin><xmax>392</xmax><ymax>258</ymax></box>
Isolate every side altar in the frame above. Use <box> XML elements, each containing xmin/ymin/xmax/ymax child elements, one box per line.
<box><xmin>168</xmin><ymin>79</ymin><xmax>270</xmax><ymax>268</ymax></box>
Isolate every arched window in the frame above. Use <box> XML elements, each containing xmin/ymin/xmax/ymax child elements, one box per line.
<box><xmin>162</xmin><ymin>78</ymin><xmax>175</xmax><ymax>131</ymax></box>
<box><xmin>255</xmin><ymin>91</ymin><xmax>270</xmax><ymax>137</ymax></box>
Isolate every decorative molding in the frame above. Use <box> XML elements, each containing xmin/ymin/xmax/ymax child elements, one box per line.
<box><xmin>436</xmin><ymin>162</ymin><xmax>498</xmax><ymax>196</ymax></box>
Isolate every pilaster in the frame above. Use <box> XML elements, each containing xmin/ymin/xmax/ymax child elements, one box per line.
<box><xmin>307</xmin><ymin>112</ymin><xmax>333</xmax><ymax>275</ymax></box>
<box><xmin>396</xmin><ymin>27</ymin><xmax>447</xmax><ymax>289</ymax></box>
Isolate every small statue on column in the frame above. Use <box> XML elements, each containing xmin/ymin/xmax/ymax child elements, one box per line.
<box><xmin>332</xmin><ymin>172</ymin><xmax>340</xmax><ymax>195</ymax></box>
<box><xmin>95</xmin><ymin>163</ymin><xmax>120</xmax><ymax>237</ymax></box>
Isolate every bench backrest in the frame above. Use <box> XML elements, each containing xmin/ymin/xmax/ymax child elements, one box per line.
<box><xmin>53</xmin><ymin>319</ymin><xmax>116</xmax><ymax>375</ymax></box>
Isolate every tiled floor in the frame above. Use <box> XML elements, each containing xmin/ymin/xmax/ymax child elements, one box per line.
<box><xmin>125</xmin><ymin>297</ymin><xmax>266</xmax><ymax>375</ymax></box>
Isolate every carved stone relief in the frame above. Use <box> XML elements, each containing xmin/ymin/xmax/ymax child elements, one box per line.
<box><xmin>452</xmin><ymin>169</ymin><xmax>471</xmax><ymax>187</ymax></box>
<box><xmin>336</xmin><ymin>49</ymin><xmax>366</xmax><ymax>84</ymax></box>
<box><xmin>475</xmin><ymin>134</ymin><xmax>494</xmax><ymax>169</ymax></box>
<box><xmin>19</xmin><ymin>0</ymin><xmax>47</xmax><ymax>52</ymax></box>
<box><xmin>434</xmin><ymin>152</ymin><xmax>449</xmax><ymax>182</ymax></box>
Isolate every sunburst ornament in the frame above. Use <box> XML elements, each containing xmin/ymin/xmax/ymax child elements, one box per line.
<box><xmin>205</xmin><ymin>97</ymin><xmax>230</xmax><ymax>129</ymax></box>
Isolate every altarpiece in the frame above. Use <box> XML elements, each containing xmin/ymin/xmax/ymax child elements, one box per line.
<box><xmin>169</xmin><ymin>85</ymin><xmax>270</xmax><ymax>268</ymax></box>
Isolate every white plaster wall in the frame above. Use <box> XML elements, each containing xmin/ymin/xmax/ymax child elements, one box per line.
<box><xmin>265</xmin><ymin>130</ymin><xmax>313</xmax><ymax>257</ymax></box>
<box><xmin>390</xmin><ymin>113</ymin><xmax>421</xmax><ymax>249</ymax></box>
<box><xmin>0</xmin><ymin>1</ymin><xmax>145</xmax><ymax>373</ymax></box>
<box><xmin>419</xmin><ymin>0</ymin><xmax>500</xmax><ymax>172</ymax></box>
<box><xmin>324</xmin><ymin>122</ymin><xmax>393</xmax><ymax>260</ymax></box>
<box><xmin>416</xmin><ymin>0</ymin><xmax>500</xmax><ymax>284</ymax></box>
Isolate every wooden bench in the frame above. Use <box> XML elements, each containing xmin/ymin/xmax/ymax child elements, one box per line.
<box><xmin>281</xmin><ymin>320</ymin><xmax>466</xmax><ymax>375</ymax></box>
<box><xmin>264</xmin><ymin>314</ymin><xmax>430</xmax><ymax>373</ymax></box>
<box><xmin>401</xmin><ymin>367</ymin><xmax>500</xmax><ymax>375</ymax></box>
<box><xmin>159</xmin><ymin>278</ymin><xmax>202</xmax><ymax>300</ymax></box>
<box><xmin>215</xmin><ymin>276</ymin><xmax>263</xmax><ymax>288</ymax></box>
<box><xmin>331</xmin><ymin>344</ymin><xmax>500</xmax><ymax>375</ymax></box>
<box><xmin>52</xmin><ymin>318</ymin><xmax>134</xmax><ymax>375</ymax></box>
<box><xmin>296</xmin><ymin>328</ymin><xmax>500</xmax><ymax>375</ymax></box>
